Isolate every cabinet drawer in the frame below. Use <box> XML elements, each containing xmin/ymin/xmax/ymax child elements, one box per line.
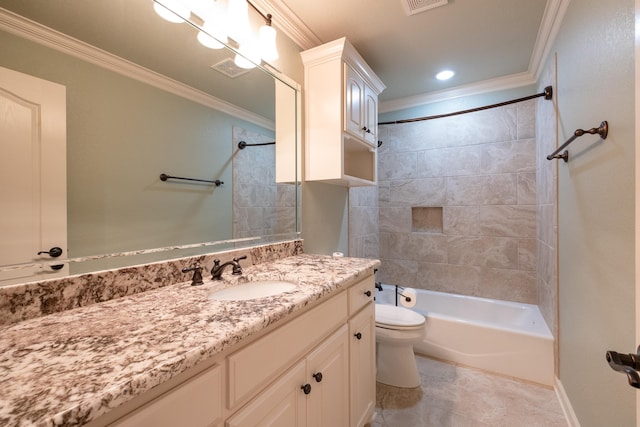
<box><xmin>348</xmin><ymin>275</ymin><xmax>375</xmax><ymax>315</ymax></box>
<box><xmin>111</xmin><ymin>364</ymin><xmax>222</xmax><ymax>427</ymax></box>
<box><xmin>227</xmin><ymin>292</ymin><xmax>348</xmax><ymax>409</ymax></box>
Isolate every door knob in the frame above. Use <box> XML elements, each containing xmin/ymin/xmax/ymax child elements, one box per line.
<box><xmin>37</xmin><ymin>247</ymin><xmax>63</xmax><ymax>258</ymax></box>
<box><xmin>606</xmin><ymin>346</ymin><xmax>640</xmax><ymax>388</ymax></box>
<box><xmin>37</xmin><ymin>247</ymin><xmax>64</xmax><ymax>270</ymax></box>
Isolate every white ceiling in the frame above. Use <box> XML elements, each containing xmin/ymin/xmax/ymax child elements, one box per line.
<box><xmin>264</xmin><ymin>0</ymin><xmax>550</xmax><ymax>110</ymax></box>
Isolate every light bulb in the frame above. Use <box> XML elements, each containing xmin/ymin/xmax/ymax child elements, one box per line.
<box><xmin>436</xmin><ymin>70</ymin><xmax>455</xmax><ymax>80</ymax></box>
<box><xmin>234</xmin><ymin>39</ymin><xmax>261</xmax><ymax>69</ymax></box>
<box><xmin>227</xmin><ymin>0</ymin><xmax>252</xmax><ymax>43</ymax></box>
<box><xmin>258</xmin><ymin>25</ymin><xmax>278</xmax><ymax>61</ymax></box>
<box><xmin>153</xmin><ymin>0</ymin><xmax>190</xmax><ymax>23</ymax></box>
<box><xmin>198</xmin><ymin>23</ymin><xmax>227</xmax><ymax>49</ymax></box>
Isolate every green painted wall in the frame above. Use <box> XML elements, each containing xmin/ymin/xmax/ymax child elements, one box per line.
<box><xmin>1</xmin><ymin>30</ymin><xmax>276</xmax><ymax>272</ymax></box>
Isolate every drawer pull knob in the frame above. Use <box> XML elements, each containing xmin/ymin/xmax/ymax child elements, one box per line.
<box><xmin>364</xmin><ymin>290</ymin><xmax>372</xmax><ymax>297</ymax></box>
<box><xmin>301</xmin><ymin>383</ymin><xmax>312</xmax><ymax>394</ymax></box>
<box><xmin>313</xmin><ymin>372</ymin><xmax>323</xmax><ymax>383</ymax></box>
<box><xmin>354</xmin><ymin>332</ymin><xmax>362</xmax><ymax>340</ymax></box>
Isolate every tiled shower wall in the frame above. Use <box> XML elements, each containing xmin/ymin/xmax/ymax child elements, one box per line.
<box><xmin>232</xmin><ymin>127</ymin><xmax>297</xmax><ymax>238</ymax></box>
<box><xmin>348</xmin><ymin>186</ymin><xmax>379</xmax><ymax>259</ymax></box>
<box><xmin>536</xmin><ymin>57</ymin><xmax>558</xmax><ymax>343</ymax></box>
<box><xmin>374</xmin><ymin>101</ymin><xmax>538</xmax><ymax>304</ymax></box>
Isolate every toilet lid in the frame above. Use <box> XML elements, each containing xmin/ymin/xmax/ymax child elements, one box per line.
<box><xmin>375</xmin><ymin>304</ymin><xmax>425</xmax><ymax>328</ymax></box>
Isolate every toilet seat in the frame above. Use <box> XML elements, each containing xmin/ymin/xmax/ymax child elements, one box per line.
<box><xmin>375</xmin><ymin>304</ymin><xmax>425</xmax><ymax>330</ymax></box>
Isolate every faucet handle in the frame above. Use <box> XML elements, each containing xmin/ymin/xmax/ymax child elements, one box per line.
<box><xmin>182</xmin><ymin>265</ymin><xmax>204</xmax><ymax>286</ymax></box>
<box><xmin>232</xmin><ymin>255</ymin><xmax>247</xmax><ymax>275</ymax></box>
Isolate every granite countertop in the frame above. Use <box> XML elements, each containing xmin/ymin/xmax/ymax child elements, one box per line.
<box><xmin>0</xmin><ymin>254</ymin><xmax>379</xmax><ymax>427</ymax></box>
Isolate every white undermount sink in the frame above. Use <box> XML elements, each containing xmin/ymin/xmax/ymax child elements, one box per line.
<box><xmin>208</xmin><ymin>280</ymin><xmax>297</xmax><ymax>301</ymax></box>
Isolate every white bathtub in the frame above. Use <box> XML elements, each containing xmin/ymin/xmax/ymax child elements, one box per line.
<box><xmin>376</xmin><ymin>285</ymin><xmax>554</xmax><ymax>386</ymax></box>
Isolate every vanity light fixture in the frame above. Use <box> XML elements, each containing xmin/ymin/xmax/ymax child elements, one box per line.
<box><xmin>436</xmin><ymin>70</ymin><xmax>455</xmax><ymax>81</ymax></box>
<box><xmin>234</xmin><ymin>1</ymin><xmax>279</xmax><ymax>68</ymax></box>
<box><xmin>196</xmin><ymin>1</ymin><xmax>228</xmax><ymax>50</ymax></box>
<box><xmin>226</xmin><ymin>0</ymin><xmax>252</xmax><ymax>44</ymax></box>
<box><xmin>153</xmin><ymin>0</ymin><xmax>191</xmax><ymax>23</ymax></box>
<box><xmin>153</xmin><ymin>0</ymin><xmax>279</xmax><ymax>69</ymax></box>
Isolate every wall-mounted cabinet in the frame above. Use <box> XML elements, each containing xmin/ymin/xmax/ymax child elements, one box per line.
<box><xmin>302</xmin><ymin>38</ymin><xmax>386</xmax><ymax>187</ymax></box>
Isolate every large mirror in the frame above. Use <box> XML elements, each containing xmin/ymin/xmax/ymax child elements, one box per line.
<box><xmin>0</xmin><ymin>0</ymin><xmax>300</xmax><ymax>284</ymax></box>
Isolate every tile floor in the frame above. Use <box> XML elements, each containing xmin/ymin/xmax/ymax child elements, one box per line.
<box><xmin>371</xmin><ymin>355</ymin><xmax>568</xmax><ymax>427</ymax></box>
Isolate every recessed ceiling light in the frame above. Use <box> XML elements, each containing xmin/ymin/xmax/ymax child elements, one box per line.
<box><xmin>436</xmin><ymin>70</ymin><xmax>455</xmax><ymax>81</ymax></box>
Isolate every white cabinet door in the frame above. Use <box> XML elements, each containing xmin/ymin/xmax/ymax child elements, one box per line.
<box><xmin>349</xmin><ymin>304</ymin><xmax>376</xmax><ymax>427</ymax></box>
<box><xmin>363</xmin><ymin>84</ymin><xmax>378</xmax><ymax>146</ymax></box>
<box><xmin>305</xmin><ymin>325</ymin><xmax>349</xmax><ymax>427</ymax></box>
<box><xmin>344</xmin><ymin>64</ymin><xmax>364</xmax><ymax>140</ymax></box>
<box><xmin>227</xmin><ymin>361</ymin><xmax>307</xmax><ymax>427</ymax></box>
<box><xmin>345</xmin><ymin>64</ymin><xmax>378</xmax><ymax>147</ymax></box>
<box><xmin>111</xmin><ymin>365</ymin><xmax>223</xmax><ymax>427</ymax></box>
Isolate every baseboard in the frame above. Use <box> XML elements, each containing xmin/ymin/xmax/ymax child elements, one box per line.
<box><xmin>555</xmin><ymin>376</ymin><xmax>581</xmax><ymax>426</ymax></box>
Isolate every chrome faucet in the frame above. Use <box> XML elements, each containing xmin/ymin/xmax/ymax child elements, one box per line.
<box><xmin>211</xmin><ymin>255</ymin><xmax>247</xmax><ymax>280</ymax></box>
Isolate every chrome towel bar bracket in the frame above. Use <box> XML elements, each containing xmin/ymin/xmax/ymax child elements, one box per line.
<box><xmin>547</xmin><ymin>121</ymin><xmax>608</xmax><ymax>162</ymax></box>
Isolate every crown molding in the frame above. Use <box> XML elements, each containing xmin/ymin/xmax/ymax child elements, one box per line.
<box><xmin>252</xmin><ymin>0</ymin><xmax>322</xmax><ymax>50</ymax></box>
<box><xmin>528</xmin><ymin>0</ymin><xmax>571</xmax><ymax>81</ymax></box>
<box><xmin>0</xmin><ymin>7</ymin><xmax>274</xmax><ymax>130</ymax></box>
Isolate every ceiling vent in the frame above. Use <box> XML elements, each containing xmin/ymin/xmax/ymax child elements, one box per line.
<box><xmin>402</xmin><ymin>0</ymin><xmax>448</xmax><ymax>16</ymax></box>
<box><xmin>211</xmin><ymin>58</ymin><xmax>250</xmax><ymax>78</ymax></box>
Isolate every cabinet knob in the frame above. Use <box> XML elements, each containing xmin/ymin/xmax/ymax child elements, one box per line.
<box><xmin>312</xmin><ymin>372</ymin><xmax>323</xmax><ymax>383</ymax></box>
<box><xmin>301</xmin><ymin>383</ymin><xmax>312</xmax><ymax>394</ymax></box>
<box><xmin>364</xmin><ymin>290</ymin><xmax>372</xmax><ymax>297</ymax></box>
<box><xmin>354</xmin><ymin>332</ymin><xmax>362</xmax><ymax>340</ymax></box>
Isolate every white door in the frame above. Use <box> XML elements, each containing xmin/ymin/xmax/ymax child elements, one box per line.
<box><xmin>0</xmin><ymin>66</ymin><xmax>67</xmax><ymax>285</ymax></box>
<box><xmin>636</xmin><ymin>2</ymin><xmax>640</xmax><ymax>423</ymax></box>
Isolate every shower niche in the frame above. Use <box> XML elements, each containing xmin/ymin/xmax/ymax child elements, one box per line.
<box><xmin>412</xmin><ymin>207</ymin><xmax>444</xmax><ymax>234</ymax></box>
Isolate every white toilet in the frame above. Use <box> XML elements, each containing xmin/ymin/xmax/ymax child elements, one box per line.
<box><xmin>375</xmin><ymin>304</ymin><xmax>426</xmax><ymax>388</ymax></box>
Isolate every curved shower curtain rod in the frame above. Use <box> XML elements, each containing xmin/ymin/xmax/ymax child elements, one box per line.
<box><xmin>379</xmin><ymin>86</ymin><xmax>553</xmax><ymax>126</ymax></box>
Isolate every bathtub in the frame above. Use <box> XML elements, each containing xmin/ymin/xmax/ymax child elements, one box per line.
<box><xmin>376</xmin><ymin>285</ymin><xmax>554</xmax><ymax>386</ymax></box>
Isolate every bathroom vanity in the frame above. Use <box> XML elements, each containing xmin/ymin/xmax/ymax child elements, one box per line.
<box><xmin>0</xmin><ymin>253</ymin><xmax>379</xmax><ymax>427</ymax></box>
